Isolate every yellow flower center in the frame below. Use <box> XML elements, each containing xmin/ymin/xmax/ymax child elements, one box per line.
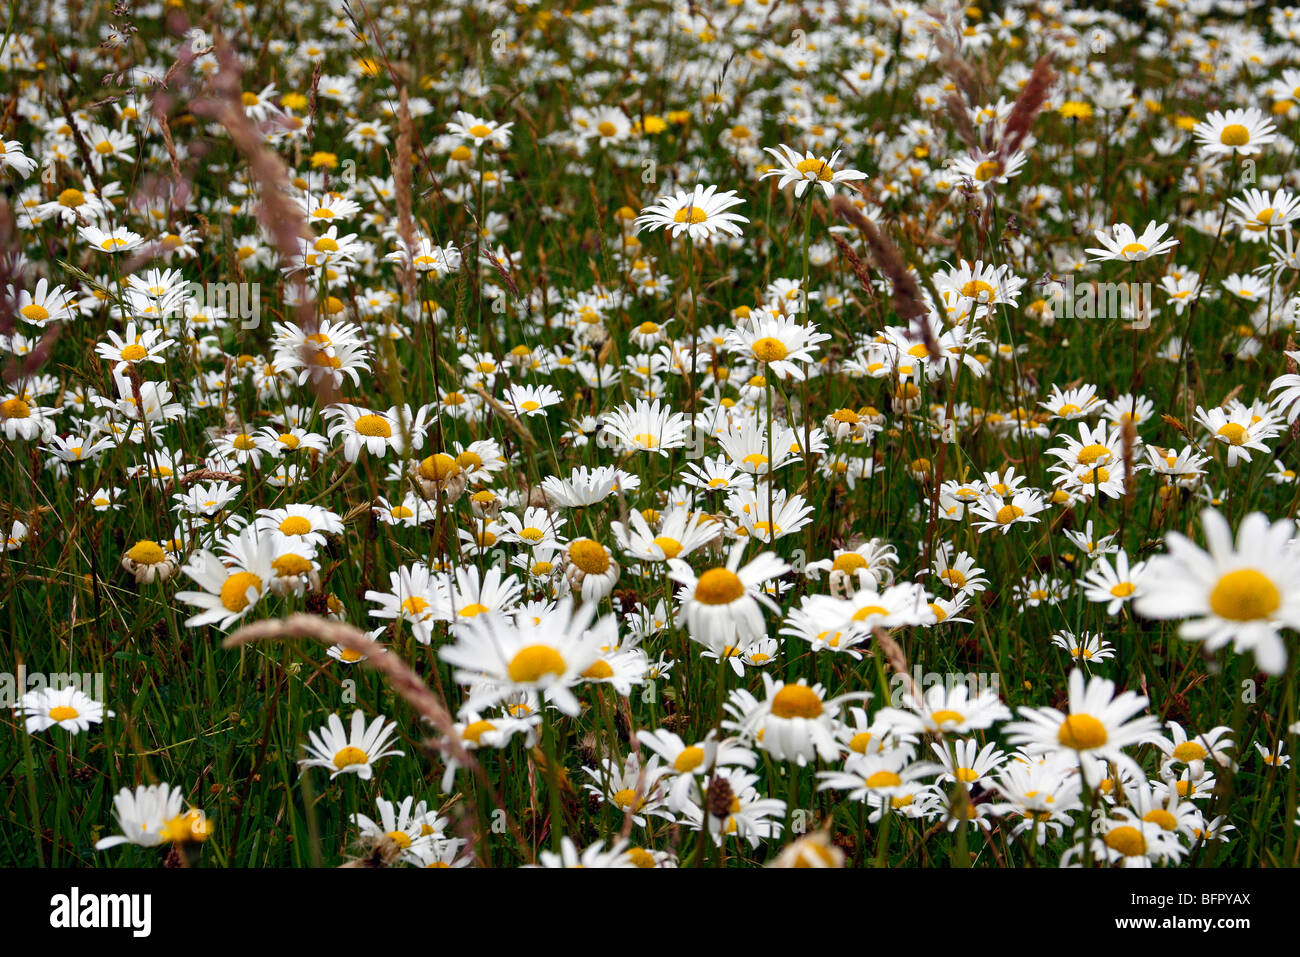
<box><xmin>463</xmin><ymin>719</ymin><xmax>496</xmax><ymax>743</ymax></box>
<box><xmin>1077</xmin><ymin>443</ymin><xmax>1111</xmax><ymax>465</ymax></box>
<box><xmin>49</xmin><ymin>706</ymin><xmax>80</xmax><ymax>721</ymax></box>
<box><xmin>612</xmin><ymin>788</ymin><xmax>643</xmax><ymax>810</ymax></box>
<box><xmin>1173</xmin><ymin>741</ymin><xmax>1208</xmax><ymax>762</ymax></box>
<box><xmin>272</xmin><ymin>554</ymin><xmax>313</xmax><ymax>577</ymax></box>
<box><xmin>626</xmin><ymin>847</ymin><xmax>656</xmax><ymax>868</ymax></box>
<box><xmin>673</xmin><ymin>205</ymin><xmax>708</xmax><ymax>224</ymax></box>
<box><xmin>58</xmin><ymin>188</ymin><xmax>85</xmax><ymax>207</ymax></box>
<box><xmin>795</xmin><ymin>157</ymin><xmax>833</xmax><ymax>180</ymax></box>
<box><xmin>1209</xmin><ymin>568</ymin><xmax>1279</xmax><ymax>621</ymax></box>
<box><xmin>507</xmin><ymin>645</ymin><xmax>567</xmax><ymax>683</ymax></box>
<box><xmin>332</xmin><ymin>746</ymin><xmax>368</xmax><ymax>770</ymax></box>
<box><xmin>1104</xmin><ymin>825</ymin><xmax>1147</xmax><ymax>857</ymax></box>
<box><xmin>354</xmin><ymin>414</ymin><xmax>392</xmax><ymax>437</ymax></box>
<box><xmin>1215</xmin><ymin>423</ymin><xmax>1247</xmax><ymax>445</ymax></box>
<box><xmin>674</xmin><ymin>746</ymin><xmax>705</xmax><ymax>773</ymax></box>
<box><xmin>1057</xmin><ymin>713</ymin><xmax>1107</xmax><ymax>750</ymax></box>
<box><xmin>652</xmin><ymin>536</ymin><xmax>683</xmax><ymax>558</ymax></box>
<box><xmin>960</xmin><ymin>279</ymin><xmax>996</xmax><ymax>300</ymax></box>
<box><xmin>1219</xmin><ymin>123</ymin><xmax>1250</xmax><ymax>146</ymax></box>
<box><xmin>569</xmin><ymin>538</ymin><xmax>610</xmax><ymax>575</ymax></box>
<box><xmin>940</xmin><ymin>568</ymin><xmax>967</xmax><ymax>587</ymax></box>
<box><xmin>771</xmin><ymin>684</ymin><xmax>823</xmax><ymax>720</ymax></box>
<box><xmin>831</xmin><ymin>553</ymin><xmax>868</xmax><ymax>574</ymax></box>
<box><xmin>419</xmin><ymin>453</ymin><xmax>460</xmax><ymax>481</ymax></box>
<box><xmin>865</xmin><ymin>770</ymin><xmax>902</xmax><ymax>788</ymax></box>
<box><xmin>751</xmin><ymin>337</ymin><xmax>789</xmax><ymax>362</ymax></box>
<box><xmin>694</xmin><ymin>567</ymin><xmax>745</xmax><ymax>605</ymax></box>
<box><xmin>1143</xmin><ymin>809</ymin><xmax>1178</xmax><ymax>831</ymax></box>
<box><xmin>583</xmin><ymin>660</ymin><xmax>614</xmax><ymax>679</ymax></box>
<box><xmin>20</xmin><ymin>304</ymin><xmax>50</xmax><ymax>323</ymax></box>
<box><xmin>127</xmin><ymin>540</ymin><xmax>166</xmax><ymax>565</ymax></box>
<box><xmin>220</xmin><ymin>572</ymin><xmax>263</xmax><ymax>612</ymax></box>
<box><xmin>995</xmin><ymin>504</ymin><xmax>1024</xmax><ymax>524</ymax></box>
<box><xmin>279</xmin><ymin>516</ymin><xmax>313</xmax><ymax>536</ymax></box>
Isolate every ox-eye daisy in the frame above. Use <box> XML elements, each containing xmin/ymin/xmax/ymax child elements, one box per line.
<box><xmin>633</xmin><ymin>184</ymin><xmax>748</xmax><ymax>242</ymax></box>
<box><xmin>1086</xmin><ymin>222</ymin><xmax>1179</xmax><ymax>263</ymax></box>
<box><xmin>760</xmin><ymin>144</ymin><xmax>867</xmax><ymax>198</ymax></box>
<box><xmin>299</xmin><ymin>710</ymin><xmax>404</xmax><ymax>781</ymax></box>
<box><xmin>1134</xmin><ymin>508</ymin><xmax>1300</xmax><ymax>675</ymax></box>
<box><xmin>15</xmin><ymin>685</ymin><xmax>114</xmax><ymax>734</ymax></box>
<box><xmin>1006</xmin><ymin>670</ymin><xmax>1161</xmax><ymax>786</ymax></box>
<box><xmin>1192</xmin><ymin>107</ymin><xmax>1277</xmax><ymax>157</ymax></box>
<box><xmin>438</xmin><ymin>598</ymin><xmax>614</xmax><ymax>716</ymax></box>
<box><xmin>667</xmin><ymin>542</ymin><xmax>789</xmax><ymax>654</ymax></box>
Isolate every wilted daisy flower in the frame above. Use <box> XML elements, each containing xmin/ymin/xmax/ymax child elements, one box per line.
<box><xmin>299</xmin><ymin>710</ymin><xmax>404</xmax><ymax>781</ymax></box>
<box><xmin>563</xmin><ymin>537</ymin><xmax>620</xmax><ymax>602</ymax></box>
<box><xmin>121</xmin><ymin>538</ymin><xmax>178</xmax><ymax>583</ymax></box>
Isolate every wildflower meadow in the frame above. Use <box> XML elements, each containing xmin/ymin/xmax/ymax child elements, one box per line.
<box><xmin>1</xmin><ymin>0</ymin><xmax>1299</xmax><ymax>887</ymax></box>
